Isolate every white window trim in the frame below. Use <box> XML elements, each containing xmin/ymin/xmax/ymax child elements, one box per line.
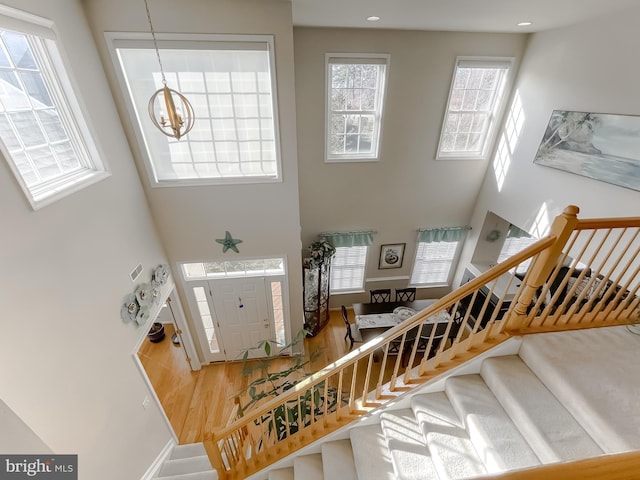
<box><xmin>179</xmin><ymin>257</ymin><xmax>292</xmax><ymax>358</ymax></box>
<box><xmin>105</xmin><ymin>32</ymin><xmax>282</xmax><ymax>188</ymax></box>
<box><xmin>435</xmin><ymin>56</ymin><xmax>515</xmax><ymax>161</ymax></box>
<box><xmin>180</xmin><ymin>256</ymin><xmax>287</xmax><ymax>280</ymax></box>
<box><xmin>0</xmin><ymin>6</ymin><xmax>109</xmax><ymax>210</ymax></box>
<box><xmin>324</xmin><ymin>53</ymin><xmax>390</xmax><ymax>163</ymax></box>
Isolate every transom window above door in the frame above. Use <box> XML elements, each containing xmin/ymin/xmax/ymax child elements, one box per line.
<box><xmin>110</xmin><ymin>34</ymin><xmax>281</xmax><ymax>186</ymax></box>
<box><xmin>325</xmin><ymin>53</ymin><xmax>389</xmax><ymax>163</ymax></box>
<box><xmin>181</xmin><ymin>257</ymin><xmax>285</xmax><ymax>279</ymax></box>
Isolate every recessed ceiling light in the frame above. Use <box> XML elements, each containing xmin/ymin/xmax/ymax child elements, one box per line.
<box><xmin>517</xmin><ymin>21</ymin><xmax>533</xmax><ymax>27</ymax></box>
<box><xmin>367</xmin><ymin>16</ymin><xmax>381</xmax><ymax>22</ymax></box>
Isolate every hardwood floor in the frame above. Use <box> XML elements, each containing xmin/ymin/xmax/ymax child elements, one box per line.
<box><xmin>138</xmin><ymin>309</ymin><xmax>389</xmax><ymax>444</ymax></box>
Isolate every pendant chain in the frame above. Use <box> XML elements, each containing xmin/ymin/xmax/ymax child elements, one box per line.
<box><xmin>143</xmin><ymin>0</ymin><xmax>167</xmax><ymax>86</ymax></box>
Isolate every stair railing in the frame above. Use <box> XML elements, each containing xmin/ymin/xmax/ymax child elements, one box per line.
<box><xmin>204</xmin><ymin>206</ymin><xmax>640</xmax><ymax>480</ymax></box>
<box><xmin>505</xmin><ymin>206</ymin><xmax>640</xmax><ymax>333</ymax></box>
<box><xmin>485</xmin><ymin>449</ymin><xmax>640</xmax><ymax>480</ymax></box>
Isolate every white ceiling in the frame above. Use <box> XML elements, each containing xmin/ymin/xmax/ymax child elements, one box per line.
<box><xmin>291</xmin><ymin>0</ymin><xmax>638</xmax><ymax>33</ymax></box>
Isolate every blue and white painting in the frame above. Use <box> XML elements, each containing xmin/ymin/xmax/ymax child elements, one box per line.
<box><xmin>533</xmin><ymin>110</ymin><xmax>640</xmax><ymax>192</ymax></box>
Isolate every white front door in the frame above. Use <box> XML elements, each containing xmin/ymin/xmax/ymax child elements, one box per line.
<box><xmin>211</xmin><ymin>277</ymin><xmax>273</xmax><ymax>360</ymax></box>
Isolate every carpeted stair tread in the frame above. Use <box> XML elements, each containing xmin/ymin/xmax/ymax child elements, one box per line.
<box><xmin>380</xmin><ymin>408</ymin><xmax>438</xmax><ymax>480</ymax></box>
<box><xmin>321</xmin><ymin>439</ymin><xmax>357</xmax><ymax>480</ymax></box>
<box><xmin>481</xmin><ymin>355</ymin><xmax>603</xmax><ymax>463</ymax></box>
<box><xmin>154</xmin><ymin>470</ymin><xmax>217</xmax><ymax>480</ymax></box>
<box><xmin>519</xmin><ymin>326</ymin><xmax>640</xmax><ymax>453</ymax></box>
<box><xmin>268</xmin><ymin>467</ymin><xmax>294</xmax><ymax>480</ymax></box>
<box><xmin>350</xmin><ymin>424</ymin><xmax>395</xmax><ymax>480</ymax></box>
<box><xmin>293</xmin><ymin>453</ymin><xmax>323</xmax><ymax>480</ymax></box>
<box><xmin>170</xmin><ymin>443</ymin><xmax>208</xmax><ymax>460</ymax></box>
<box><xmin>412</xmin><ymin>392</ymin><xmax>486</xmax><ymax>480</ymax></box>
<box><xmin>157</xmin><ymin>456</ymin><xmax>213</xmax><ymax>477</ymax></box>
<box><xmin>446</xmin><ymin>374</ymin><xmax>541</xmax><ymax>473</ymax></box>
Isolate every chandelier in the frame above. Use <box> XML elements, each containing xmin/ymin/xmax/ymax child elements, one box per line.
<box><xmin>143</xmin><ymin>0</ymin><xmax>195</xmax><ymax>140</ymax></box>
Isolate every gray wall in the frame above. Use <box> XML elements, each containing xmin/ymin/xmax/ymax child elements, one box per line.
<box><xmin>0</xmin><ymin>0</ymin><xmax>173</xmax><ymax>477</ymax></box>
<box><xmin>293</xmin><ymin>27</ymin><xmax>528</xmax><ymax>306</ymax></box>
<box><xmin>459</xmin><ymin>5</ymin><xmax>640</xmax><ymax>280</ymax></box>
<box><xmin>0</xmin><ymin>399</ymin><xmax>51</xmax><ymax>454</ymax></box>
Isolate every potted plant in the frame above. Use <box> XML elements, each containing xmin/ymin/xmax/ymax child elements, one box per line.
<box><xmin>308</xmin><ymin>240</ymin><xmax>335</xmax><ymax>266</ymax></box>
<box><xmin>235</xmin><ymin>330</ymin><xmax>345</xmax><ymax>445</ymax></box>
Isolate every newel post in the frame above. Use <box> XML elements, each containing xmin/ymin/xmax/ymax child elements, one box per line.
<box><xmin>506</xmin><ymin>205</ymin><xmax>580</xmax><ymax>331</ymax></box>
<box><xmin>203</xmin><ymin>435</ymin><xmax>228</xmax><ymax>480</ymax></box>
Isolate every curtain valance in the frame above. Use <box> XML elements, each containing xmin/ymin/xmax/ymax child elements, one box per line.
<box><xmin>320</xmin><ymin>230</ymin><xmax>375</xmax><ymax>248</ymax></box>
<box><xmin>417</xmin><ymin>226</ymin><xmax>469</xmax><ymax>243</ymax></box>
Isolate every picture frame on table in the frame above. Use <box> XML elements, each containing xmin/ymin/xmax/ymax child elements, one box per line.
<box><xmin>379</xmin><ymin>243</ymin><xmax>405</xmax><ymax>269</ymax></box>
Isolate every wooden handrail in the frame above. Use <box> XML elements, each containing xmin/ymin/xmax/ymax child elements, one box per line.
<box><xmin>576</xmin><ymin>217</ymin><xmax>640</xmax><ymax>230</ymax></box>
<box><xmin>206</xmin><ymin>207</ymin><xmax>640</xmax><ymax>479</ymax></box>
<box><xmin>483</xmin><ymin>450</ymin><xmax>640</xmax><ymax>480</ymax></box>
<box><xmin>436</xmin><ymin>237</ymin><xmax>555</xmax><ymax>309</ymax></box>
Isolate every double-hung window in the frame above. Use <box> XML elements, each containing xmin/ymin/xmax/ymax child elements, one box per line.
<box><xmin>0</xmin><ymin>7</ymin><xmax>108</xmax><ymax>209</ymax></box>
<box><xmin>436</xmin><ymin>57</ymin><xmax>513</xmax><ymax>160</ymax></box>
<box><xmin>410</xmin><ymin>227</ymin><xmax>467</xmax><ymax>286</ymax></box>
<box><xmin>325</xmin><ymin>54</ymin><xmax>389</xmax><ymax>162</ymax></box>
<box><xmin>111</xmin><ymin>34</ymin><xmax>281</xmax><ymax>186</ymax></box>
<box><xmin>321</xmin><ymin>231</ymin><xmax>374</xmax><ymax>293</ymax></box>
<box><xmin>330</xmin><ymin>246</ymin><xmax>368</xmax><ymax>293</ymax></box>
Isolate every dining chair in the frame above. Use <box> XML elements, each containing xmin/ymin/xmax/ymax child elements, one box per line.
<box><xmin>395</xmin><ymin>287</ymin><xmax>416</xmax><ymax>302</ymax></box>
<box><xmin>370</xmin><ymin>288</ymin><xmax>392</xmax><ymax>303</ymax></box>
<box><xmin>341</xmin><ymin>305</ymin><xmax>355</xmax><ymax>350</ymax></box>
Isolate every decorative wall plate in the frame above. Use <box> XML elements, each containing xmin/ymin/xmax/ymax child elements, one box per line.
<box><xmin>150</xmin><ymin>284</ymin><xmax>161</xmax><ymax>305</ymax></box>
<box><xmin>136</xmin><ymin>305</ymin><xmax>150</xmax><ymax>326</ymax></box>
<box><xmin>152</xmin><ymin>264</ymin><xmax>169</xmax><ymax>286</ymax></box>
<box><xmin>121</xmin><ymin>293</ymin><xmax>140</xmax><ymax>324</ymax></box>
<box><xmin>135</xmin><ymin>282</ymin><xmax>152</xmax><ymax>306</ymax></box>
<box><xmin>121</xmin><ymin>263</ymin><xmax>169</xmax><ymax>327</ymax></box>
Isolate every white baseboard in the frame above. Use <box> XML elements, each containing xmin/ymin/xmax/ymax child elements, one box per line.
<box><xmin>140</xmin><ymin>439</ymin><xmax>175</xmax><ymax>480</ymax></box>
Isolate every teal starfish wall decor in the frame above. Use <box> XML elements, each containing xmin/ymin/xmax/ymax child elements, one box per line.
<box><xmin>216</xmin><ymin>231</ymin><xmax>243</xmax><ymax>253</ymax></box>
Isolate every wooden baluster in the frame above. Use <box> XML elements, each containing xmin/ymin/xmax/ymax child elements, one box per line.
<box><xmin>361</xmin><ymin>351</ymin><xmax>375</xmax><ymax>406</ymax></box>
<box><xmin>348</xmin><ymin>360</ymin><xmax>359</xmax><ymax>413</ymax></box>
<box><xmin>389</xmin><ymin>332</ymin><xmax>407</xmax><ymax>391</ymax></box>
<box><xmin>296</xmin><ymin>392</ymin><xmax>304</xmax><ymax>442</ymax></box>
<box><xmin>336</xmin><ymin>370</ymin><xmax>344</xmax><ymax>420</ymax></box>
<box><xmin>376</xmin><ymin>344</ymin><xmax>391</xmax><ymax>399</ymax></box>
<box><xmin>322</xmin><ymin>378</ymin><xmax>329</xmax><ymax>427</ymax></box>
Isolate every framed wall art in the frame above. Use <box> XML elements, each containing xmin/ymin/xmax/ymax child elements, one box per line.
<box><xmin>533</xmin><ymin>110</ymin><xmax>640</xmax><ymax>192</ymax></box>
<box><xmin>379</xmin><ymin>243</ymin><xmax>405</xmax><ymax>269</ymax></box>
